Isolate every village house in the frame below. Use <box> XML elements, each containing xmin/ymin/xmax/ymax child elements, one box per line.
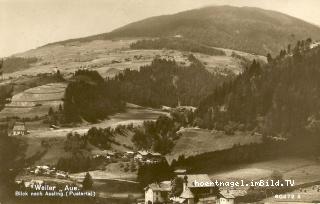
<box><xmin>135</xmin><ymin>150</ymin><xmax>151</xmax><ymax>160</ymax></box>
<box><xmin>145</xmin><ymin>181</ymin><xmax>172</xmax><ymax>204</ymax></box>
<box><xmin>92</xmin><ymin>149</ymin><xmax>115</xmax><ymax>160</ymax></box>
<box><xmin>11</xmin><ymin>123</ymin><xmax>27</xmax><ymax>136</ymax></box>
<box><xmin>217</xmin><ymin>189</ymin><xmax>247</xmax><ymax>204</ymax></box>
<box><xmin>135</xmin><ymin>150</ymin><xmax>163</xmax><ymax>163</ymax></box>
<box><xmin>217</xmin><ymin>191</ymin><xmax>234</xmax><ymax>204</ymax></box>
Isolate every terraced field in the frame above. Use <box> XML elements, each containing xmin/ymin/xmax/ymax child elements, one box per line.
<box><xmin>0</xmin><ymin>82</ymin><xmax>67</xmax><ymax>118</ymax></box>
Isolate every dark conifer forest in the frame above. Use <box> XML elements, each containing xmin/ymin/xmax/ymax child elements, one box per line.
<box><xmin>196</xmin><ymin>39</ymin><xmax>320</xmax><ymax>153</ymax></box>
<box><xmin>63</xmin><ymin>56</ymin><xmax>228</xmax><ymax>123</ymax></box>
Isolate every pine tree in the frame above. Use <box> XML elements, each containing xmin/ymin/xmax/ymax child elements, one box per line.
<box><xmin>48</xmin><ymin>107</ymin><xmax>54</xmax><ymax>116</ymax></box>
<box><xmin>58</xmin><ymin>104</ymin><xmax>63</xmax><ymax>112</ymax></box>
<box><xmin>82</xmin><ymin>172</ymin><xmax>93</xmax><ymax>190</ymax></box>
<box><xmin>0</xmin><ymin>59</ymin><xmax>3</xmax><ymax>80</ymax></box>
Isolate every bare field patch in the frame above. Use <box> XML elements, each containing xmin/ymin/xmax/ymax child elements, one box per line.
<box><xmin>166</xmin><ymin>128</ymin><xmax>262</xmax><ymax>163</ymax></box>
<box><xmin>210</xmin><ymin>157</ymin><xmax>320</xmax><ymax>185</ymax></box>
<box><xmin>69</xmin><ymin>163</ymin><xmax>137</xmax><ymax>181</ymax></box>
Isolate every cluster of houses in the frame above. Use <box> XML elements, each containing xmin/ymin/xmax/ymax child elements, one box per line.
<box><xmin>92</xmin><ymin>150</ymin><xmax>164</xmax><ymax>164</ymax></box>
<box><xmin>25</xmin><ymin>165</ymin><xmax>68</xmax><ymax>179</ymax></box>
<box><xmin>144</xmin><ymin>170</ymin><xmax>246</xmax><ymax>204</ymax></box>
<box><xmin>15</xmin><ymin>165</ymin><xmax>70</xmax><ymax>188</ymax></box>
<box><xmin>310</xmin><ymin>41</ymin><xmax>320</xmax><ymax>49</ymax></box>
<box><xmin>16</xmin><ymin>179</ymin><xmax>45</xmax><ymax>188</ymax></box>
<box><xmin>134</xmin><ymin>150</ymin><xmax>163</xmax><ymax>164</ymax></box>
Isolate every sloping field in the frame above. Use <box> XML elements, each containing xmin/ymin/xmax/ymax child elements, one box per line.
<box><xmin>166</xmin><ymin>128</ymin><xmax>262</xmax><ymax>163</ymax></box>
<box><xmin>210</xmin><ymin>158</ymin><xmax>319</xmax><ymax>182</ymax></box>
<box><xmin>22</xmin><ymin>107</ymin><xmax>167</xmax><ymax>166</ymax></box>
<box><xmin>5</xmin><ymin>39</ymin><xmax>265</xmax><ymax>80</ymax></box>
<box><xmin>70</xmin><ymin>162</ymin><xmax>137</xmax><ymax>181</ymax></box>
<box><xmin>195</xmin><ymin>47</ymin><xmax>267</xmax><ymax>75</ymax></box>
<box><xmin>26</xmin><ymin>107</ymin><xmax>168</xmax><ymax>138</ymax></box>
<box><xmin>0</xmin><ymin>83</ymin><xmax>67</xmax><ymax>118</ymax></box>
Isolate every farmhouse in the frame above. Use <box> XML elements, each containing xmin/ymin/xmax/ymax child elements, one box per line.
<box><xmin>217</xmin><ymin>189</ymin><xmax>247</xmax><ymax>204</ymax></box>
<box><xmin>11</xmin><ymin>123</ymin><xmax>27</xmax><ymax>136</ymax></box>
<box><xmin>125</xmin><ymin>151</ymin><xmax>135</xmax><ymax>158</ymax></box>
<box><xmin>135</xmin><ymin>151</ymin><xmax>163</xmax><ymax>162</ymax></box>
<box><xmin>145</xmin><ymin>181</ymin><xmax>171</xmax><ymax>204</ymax></box>
<box><xmin>217</xmin><ymin>191</ymin><xmax>234</xmax><ymax>204</ymax></box>
<box><xmin>176</xmin><ymin>106</ymin><xmax>197</xmax><ymax>112</ymax></box>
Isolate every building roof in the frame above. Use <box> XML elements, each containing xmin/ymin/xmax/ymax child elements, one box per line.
<box><xmin>180</xmin><ymin>187</ymin><xmax>194</xmax><ymax>199</ymax></box>
<box><xmin>220</xmin><ymin>189</ymin><xmax>247</xmax><ymax>199</ymax></box>
<box><xmin>138</xmin><ymin>150</ymin><xmax>150</xmax><ymax>156</ymax></box>
<box><xmin>91</xmin><ymin>149</ymin><xmax>115</xmax><ymax>156</ymax></box>
<box><xmin>13</xmin><ymin>124</ymin><xmax>26</xmax><ymax>131</ymax></box>
<box><xmin>171</xmin><ymin>197</ymin><xmax>186</xmax><ymax>203</ymax></box>
<box><xmin>220</xmin><ymin>191</ymin><xmax>235</xmax><ymax>199</ymax></box>
<box><xmin>178</xmin><ymin>174</ymin><xmax>212</xmax><ymax>188</ymax></box>
<box><xmin>145</xmin><ymin>181</ymin><xmax>171</xmax><ymax>192</ymax></box>
<box><xmin>150</xmin><ymin>152</ymin><xmax>161</xmax><ymax>156</ymax></box>
<box><xmin>174</xmin><ymin>169</ymin><xmax>187</xmax><ymax>174</ymax></box>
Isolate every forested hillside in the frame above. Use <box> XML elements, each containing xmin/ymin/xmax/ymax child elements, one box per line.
<box><xmin>196</xmin><ymin>39</ymin><xmax>320</xmax><ymax>152</ymax></box>
<box><xmin>115</xmin><ymin>56</ymin><xmax>228</xmax><ymax>107</ymax></box>
<box><xmin>1</xmin><ymin>57</ymin><xmax>38</xmax><ymax>73</ymax></box>
<box><xmin>63</xmin><ymin>70</ymin><xmax>125</xmax><ymax>123</ymax></box>
<box><xmin>63</xmin><ymin>56</ymin><xmax>228</xmax><ymax>123</ymax></box>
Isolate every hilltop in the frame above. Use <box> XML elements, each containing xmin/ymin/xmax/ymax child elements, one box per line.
<box><xmin>49</xmin><ymin>6</ymin><xmax>320</xmax><ymax>55</ymax></box>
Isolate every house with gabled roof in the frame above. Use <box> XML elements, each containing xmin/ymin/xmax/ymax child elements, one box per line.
<box><xmin>218</xmin><ymin>191</ymin><xmax>235</xmax><ymax>204</ymax></box>
<box><xmin>144</xmin><ymin>180</ymin><xmax>172</xmax><ymax>204</ymax></box>
<box><xmin>217</xmin><ymin>189</ymin><xmax>247</xmax><ymax>204</ymax></box>
<box><xmin>12</xmin><ymin>123</ymin><xmax>27</xmax><ymax>136</ymax></box>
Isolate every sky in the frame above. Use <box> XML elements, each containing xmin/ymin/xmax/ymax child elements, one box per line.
<box><xmin>1</xmin><ymin>0</ymin><xmax>320</xmax><ymax>57</ymax></box>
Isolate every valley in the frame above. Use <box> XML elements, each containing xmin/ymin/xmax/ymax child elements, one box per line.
<box><xmin>1</xmin><ymin>4</ymin><xmax>320</xmax><ymax>204</ymax></box>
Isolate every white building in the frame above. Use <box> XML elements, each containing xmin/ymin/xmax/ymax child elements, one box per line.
<box><xmin>144</xmin><ymin>181</ymin><xmax>171</xmax><ymax>204</ymax></box>
<box><xmin>217</xmin><ymin>191</ymin><xmax>234</xmax><ymax>204</ymax></box>
<box><xmin>217</xmin><ymin>189</ymin><xmax>247</xmax><ymax>204</ymax></box>
<box><xmin>12</xmin><ymin>124</ymin><xmax>27</xmax><ymax>136</ymax></box>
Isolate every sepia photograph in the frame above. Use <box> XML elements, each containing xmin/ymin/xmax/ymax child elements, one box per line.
<box><xmin>1</xmin><ymin>0</ymin><xmax>320</xmax><ymax>203</ymax></box>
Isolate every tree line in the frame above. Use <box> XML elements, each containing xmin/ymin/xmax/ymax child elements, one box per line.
<box><xmin>130</xmin><ymin>37</ymin><xmax>226</xmax><ymax>56</ymax></box>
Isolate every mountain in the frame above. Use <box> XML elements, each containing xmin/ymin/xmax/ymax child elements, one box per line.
<box><xmin>51</xmin><ymin>6</ymin><xmax>320</xmax><ymax>56</ymax></box>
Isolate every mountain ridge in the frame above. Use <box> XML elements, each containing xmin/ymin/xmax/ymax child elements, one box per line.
<box><xmin>44</xmin><ymin>5</ymin><xmax>320</xmax><ymax>55</ymax></box>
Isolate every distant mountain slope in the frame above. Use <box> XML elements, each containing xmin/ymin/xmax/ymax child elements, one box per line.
<box><xmin>51</xmin><ymin>6</ymin><xmax>320</xmax><ymax>55</ymax></box>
